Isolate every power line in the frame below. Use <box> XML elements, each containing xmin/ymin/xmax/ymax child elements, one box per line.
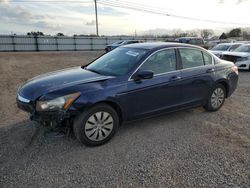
<box><xmin>98</xmin><ymin>0</ymin><xmax>173</xmax><ymax>12</ymax></box>
<box><xmin>2</xmin><ymin>0</ymin><xmax>250</xmax><ymax>28</ymax></box>
<box><xmin>0</xmin><ymin>0</ymin><xmax>93</xmax><ymax>3</ymax></box>
<box><xmin>99</xmin><ymin>0</ymin><xmax>250</xmax><ymax>26</ymax></box>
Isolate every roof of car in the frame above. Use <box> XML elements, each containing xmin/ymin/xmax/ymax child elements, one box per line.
<box><xmin>176</xmin><ymin>37</ymin><xmax>203</xmax><ymax>39</ymax></box>
<box><xmin>123</xmin><ymin>42</ymin><xmax>202</xmax><ymax>50</ymax></box>
<box><xmin>240</xmin><ymin>43</ymin><xmax>250</xmax><ymax>46</ymax></box>
<box><xmin>216</xmin><ymin>43</ymin><xmax>243</xmax><ymax>46</ymax></box>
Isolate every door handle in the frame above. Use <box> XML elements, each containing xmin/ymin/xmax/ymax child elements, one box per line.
<box><xmin>206</xmin><ymin>68</ymin><xmax>215</xmax><ymax>73</ymax></box>
<box><xmin>170</xmin><ymin>76</ymin><xmax>182</xmax><ymax>81</ymax></box>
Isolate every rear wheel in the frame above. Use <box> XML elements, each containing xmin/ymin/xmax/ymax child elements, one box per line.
<box><xmin>204</xmin><ymin>84</ymin><xmax>226</xmax><ymax>112</ymax></box>
<box><xmin>73</xmin><ymin>103</ymin><xmax>119</xmax><ymax>146</ymax></box>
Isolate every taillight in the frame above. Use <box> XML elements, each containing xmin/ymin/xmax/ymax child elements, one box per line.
<box><xmin>231</xmin><ymin>65</ymin><xmax>238</xmax><ymax>75</ymax></box>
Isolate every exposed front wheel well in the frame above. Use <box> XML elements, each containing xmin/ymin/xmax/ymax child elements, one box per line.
<box><xmin>94</xmin><ymin>101</ymin><xmax>123</xmax><ymax>125</ymax></box>
<box><xmin>217</xmin><ymin>81</ymin><xmax>229</xmax><ymax>98</ymax></box>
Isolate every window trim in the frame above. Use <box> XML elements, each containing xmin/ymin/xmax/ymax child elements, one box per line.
<box><xmin>177</xmin><ymin>47</ymin><xmax>214</xmax><ymax>71</ymax></box>
<box><xmin>128</xmin><ymin>47</ymin><xmax>214</xmax><ymax>81</ymax></box>
<box><xmin>202</xmin><ymin>51</ymin><xmax>213</xmax><ymax>65</ymax></box>
<box><xmin>128</xmin><ymin>47</ymin><xmax>179</xmax><ymax>81</ymax></box>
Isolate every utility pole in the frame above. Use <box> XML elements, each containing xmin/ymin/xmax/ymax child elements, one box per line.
<box><xmin>94</xmin><ymin>0</ymin><xmax>99</xmax><ymax>36</ymax></box>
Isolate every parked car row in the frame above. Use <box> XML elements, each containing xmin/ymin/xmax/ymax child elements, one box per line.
<box><xmin>106</xmin><ymin>39</ymin><xmax>250</xmax><ymax>71</ymax></box>
<box><xmin>174</xmin><ymin>37</ymin><xmax>209</xmax><ymax>49</ymax></box>
<box><xmin>208</xmin><ymin>43</ymin><xmax>242</xmax><ymax>57</ymax></box>
<box><xmin>220</xmin><ymin>44</ymin><xmax>250</xmax><ymax>70</ymax></box>
<box><xmin>208</xmin><ymin>43</ymin><xmax>250</xmax><ymax>70</ymax></box>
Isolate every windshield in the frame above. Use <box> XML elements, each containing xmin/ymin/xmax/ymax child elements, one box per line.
<box><xmin>86</xmin><ymin>47</ymin><xmax>148</xmax><ymax>76</ymax></box>
<box><xmin>234</xmin><ymin>45</ymin><xmax>250</xmax><ymax>53</ymax></box>
<box><xmin>211</xmin><ymin>44</ymin><xmax>231</xmax><ymax>51</ymax></box>
<box><xmin>113</xmin><ymin>40</ymin><xmax>124</xmax><ymax>45</ymax></box>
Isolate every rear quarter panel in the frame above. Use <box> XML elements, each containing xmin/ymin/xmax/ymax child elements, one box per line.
<box><xmin>214</xmin><ymin>60</ymin><xmax>238</xmax><ymax>97</ymax></box>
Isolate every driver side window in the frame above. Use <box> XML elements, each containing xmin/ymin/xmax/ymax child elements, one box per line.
<box><xmin>140</xmin><ymin>49</ymin><xmax>177</xmax><ymax>75</ymax></box>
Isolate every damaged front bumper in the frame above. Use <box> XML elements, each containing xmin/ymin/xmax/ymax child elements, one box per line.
<box><xmin>17</xmin><ymin>98</ymin><xmax>75</xmax><ymax>127</ymax></box>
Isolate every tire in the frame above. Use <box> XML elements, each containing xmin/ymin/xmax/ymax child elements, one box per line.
<box><xmin>204</xmin><ymin>84</ymin><xmax>226</xmax><ymax>112</ymax></box>
<box><xmin>73</xmin><ymin>103</ymin><xmax>119</xmax><ymax>146</ymax></box>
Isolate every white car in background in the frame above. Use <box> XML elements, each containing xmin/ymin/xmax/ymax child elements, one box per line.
<box><xmin>208</xmin><ymin>43</ymin><xmax>243</xmax><ymax>58</ymax></box>
<box><xmin>220</xmin><ymin>44</ymin><xmax>250</xmax><ymax>70</ymax></box>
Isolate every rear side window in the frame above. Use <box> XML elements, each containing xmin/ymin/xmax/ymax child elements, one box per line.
<box><xmin>229</xmin><ymin>44</ymin><xmax>241</xmax><ymax>51</ymax></box>
<box><xmin>140</xmin><ymin>49</ymin><xmax>177</xmax><ymax>74</ymax></box>
<box><xmin>202</xmin><ymin>52</ymin><xmax>212</xmax><ymax>65</ymax></box>
<box><xmin>179</xmin><ymin>48</ymin><xmax>204</xmax><ymax>69</ymax></box>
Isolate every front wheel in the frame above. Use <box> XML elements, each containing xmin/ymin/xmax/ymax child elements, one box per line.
<box><xmin>73</xmin><ymin>104</ymin><xmax>119</xmax><ymax>146</ymax></box>
<box><xmin>204</xmin><ymin>84</ymin><xmax>226</xmax><ymax>112</ymax></box>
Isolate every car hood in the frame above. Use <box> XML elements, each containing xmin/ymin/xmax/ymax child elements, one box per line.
<box><xmin>18</xmin><ymin>66</ymin><xmax>113</xmax><ymax>101</ymax></box>
<box><xmin>222</xmin><ymin>51</ymin><xmax>250</xmax><ymax>57</ymax></box>
<box><xmin>208</xmin><ymin>50</ymin><xmax>224</xmax><ymax>56</ymax></box>
<box><xmin>209</xmin><ymin>50</ymin><xmax>224</xmax><ymax>53</ymax></box>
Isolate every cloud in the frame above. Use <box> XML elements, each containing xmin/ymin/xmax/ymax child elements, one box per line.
<box><xmin>0</xmin><ymin>0</ymin><xmax>9</xmax><ymax>2</ymax></box>
<box><xmin>86</xmin><ymin>20</ymin><xmax>96</xmax><ymax>26</ymax></box>
<box><xmin>237</xmin><ymin>0</ymin><xmax>250</xmax><ymax>3</ymax></box>
<box><xmin>0</xmin><ymin>4</ymin><xmax>62</xmax><ymax>31</ymax></box>
<box><xmin>219</xmin><ymin>0</ymin><xmax>250</xmax><ymax>4</ymax></box>
<box><xmin>33</xmin><ymin>21</ymin><xmax>61</xmax><ymax>30</ymax></box>
<box><xmin>0</xmin><ymin>4</ymin><xmax>45</xmax><ymax>20</ymax></box>
<box><xmin>72</xmin><ymin>5</ymin><xmax>128</xmax><ymax>16</ymax></box>
<box><xmin>98</xmin><ymin>6</ymin><xmax>128</xmax><ymax>16</ymax></box>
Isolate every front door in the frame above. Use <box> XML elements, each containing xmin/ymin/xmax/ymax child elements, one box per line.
<box><xmin>119</xmin><ymin>48</ymin><xmax>183</xmax><ymax>120</ymax></box>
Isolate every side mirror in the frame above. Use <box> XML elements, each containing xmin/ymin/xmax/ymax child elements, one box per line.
<box><xmin>132</xmin><ymin>70</ymin><xmax>154</xmax><ymax>81</ymax></box>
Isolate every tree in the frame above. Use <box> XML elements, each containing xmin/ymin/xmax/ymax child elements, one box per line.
<box><xmin>56</xmin><ymin>33</ymin><xmax>64</xmax><ymax>36</ymax></box>
<box><xmin>219</xmin><ymin>32</ymin><xmax>228</xmax><ymax>39</ymax></box>
<box><xmin>27</xmin><ymin>31</ymin><xmax>44</xmax><ymax>36</ymax></box>
<box><xmin>227</xmin><ymin>28</ymin><xmax>241</xmax><ymax>37</ymax></box>
<box><xmin>200</xmin><ymin>29</ymin><xmax>214</xmax><ymax>39</ymax></box>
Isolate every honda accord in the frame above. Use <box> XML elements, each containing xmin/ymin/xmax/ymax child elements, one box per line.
<box><xmin>17</xmin><ymin>42</ymin><xmax>239</xmax><ymax>146</ymax></box>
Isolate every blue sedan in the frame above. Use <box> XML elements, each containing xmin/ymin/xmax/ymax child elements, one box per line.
<box><xmin>17</xmin><ymin>42</ymin><xmax>239</xmax><ymax>146</ymax></box>
<box><xmin>105</xmin><ymin>40</ymin><xmax>141</xmax><ymax>52</ymax></box>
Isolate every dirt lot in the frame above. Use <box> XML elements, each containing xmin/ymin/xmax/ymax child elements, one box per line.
<box><xmin>0</xmin><ymin>52</ymin><xmax>250</xmax><ymax>187</ymax></box>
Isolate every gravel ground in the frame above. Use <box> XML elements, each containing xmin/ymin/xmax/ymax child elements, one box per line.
<box><xmin>0</xmin><ymin>52</ymin><xmax>249</xmax><ymax>187</ymax></box>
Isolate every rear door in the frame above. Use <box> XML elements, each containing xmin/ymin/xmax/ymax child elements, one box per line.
<box><xmin>178</xmin><ymin>48</ymin><xmax>215</xmax><ymax>105</ymax></box>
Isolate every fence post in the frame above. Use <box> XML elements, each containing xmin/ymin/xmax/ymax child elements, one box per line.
<box><xmin>90</xmin><ymin>37</ymin><xmax>93</xmax><ymax>51</ymax></box>
<box><xmin>74</xmin><ymin>36</ymin><xmax>77</xmax><ymax>51</ymax></box>
<box><xmin>105</xmin><ymin>37</ymin><xmax>108</xmax><ymax>45</ymax></box>
<box><xmin>11</xmin><ymin>35</ymin><xmax>16</xmax><ymax>51</ymax></box>
<box><xmin>56</xmin><ymin>37</ymin><xmax>59</xmax><ymax>51</ymax></box>
<box><xmin>35</xmin><ymin>36</ymin><xmax>39</xmax><ymax>51</ymax></box>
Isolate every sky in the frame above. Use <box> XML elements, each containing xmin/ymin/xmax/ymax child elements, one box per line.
<box><xmin>0</xmin><ymin>0</ymin><xmax>250</xmax><ymax>36</ymax></box>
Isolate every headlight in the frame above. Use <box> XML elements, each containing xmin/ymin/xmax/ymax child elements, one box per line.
<box><xmin>36</xmin><ymin>92</ymin><xmax>81</xmax><ymax>111</ymax></box>
<box><xmin>238</xmin><ymin>57</ymin><xmax>250</xmax><ymax>62</ymax></box>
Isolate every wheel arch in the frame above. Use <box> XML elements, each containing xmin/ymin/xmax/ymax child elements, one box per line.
<box><xmin>94</xmin><ymin>100</ymin><xmax>124</xmax><ymax>125</ymax></box>
<box><xmin>216</xmin><ymin>79</ymin><xmax>229</xmax><ymax>98</ymax></box>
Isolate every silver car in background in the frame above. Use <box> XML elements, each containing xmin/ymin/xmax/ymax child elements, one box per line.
<box><xmin>208</xmin><ymin>43</ymin><xmax>243</xmax><ymax>58</ymax></box>
<box><xmin>220</xmin><ymin>44</ymin><xmax>250</xmax><ymax>70</ymax></box>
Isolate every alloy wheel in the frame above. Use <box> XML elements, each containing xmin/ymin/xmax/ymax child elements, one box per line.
<box><xmin>211</xmin><ymin>88</ymin><xmax>225</xmax><ymax>109</ymax></box>
<box><xmin>84</xmin><ymin>111</ymin><xmax>114</xmax><ymax>141</ymax></box>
